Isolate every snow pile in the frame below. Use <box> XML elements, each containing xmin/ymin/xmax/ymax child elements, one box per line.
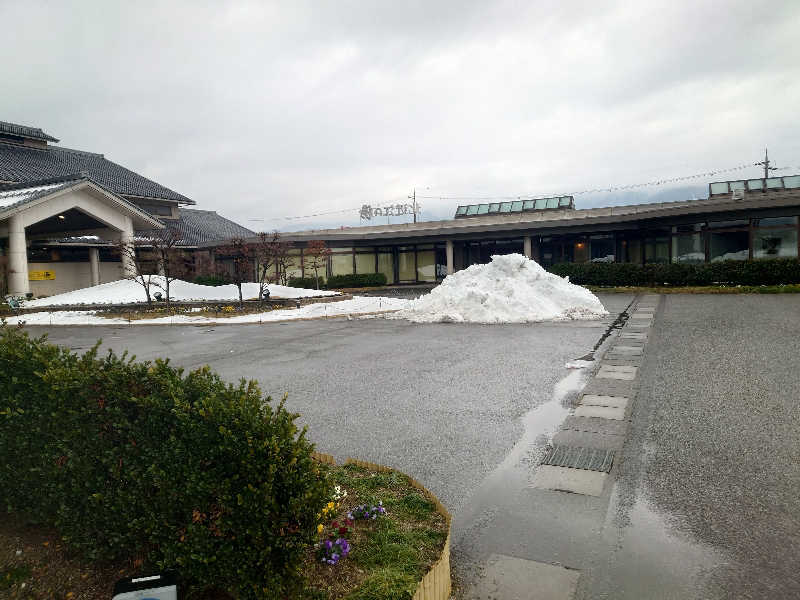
<box><xmin>392</xmin><ymin>253</ymin><xmax>607</xmax><ymax>324</ymax></box>
<box><xmin>23</xmin><ymin>277</ymin><xmax>339</xmax><ymax>307</ymax></box>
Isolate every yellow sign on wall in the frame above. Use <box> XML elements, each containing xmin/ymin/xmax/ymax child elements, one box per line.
<box><xmin>29</xmin><ymin>270</ymin><xmax>56</xmax><ymax>281</ymax></box>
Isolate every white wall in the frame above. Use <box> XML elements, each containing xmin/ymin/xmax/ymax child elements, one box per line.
<box><xmin>28</xmin><ymin>262</ymin><xmax>92</xmax><ymax>297</ymax></box>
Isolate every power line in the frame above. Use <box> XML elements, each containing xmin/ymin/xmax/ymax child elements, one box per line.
<box><xmin>247</xmin><ymin>159</ymin><xmax>799</xmax><ymax>223</ymax></box>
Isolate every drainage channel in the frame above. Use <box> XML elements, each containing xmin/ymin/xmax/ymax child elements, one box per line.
<box><xmin>461</xmin><ymin>296</ymin><xmax>653</xmax><ymax>600</ymax></box>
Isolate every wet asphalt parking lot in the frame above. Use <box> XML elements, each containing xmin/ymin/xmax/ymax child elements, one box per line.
<box><xmin>30</xmin><ymin>293</ymin><xmax>800</xmax><ymax>598</ymax></box>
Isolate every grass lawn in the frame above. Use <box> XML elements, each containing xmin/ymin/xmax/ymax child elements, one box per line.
<box><xmin>0</xmin><ymin>464</ymin><xmax>448</xmax><ymax>600</ymax></box>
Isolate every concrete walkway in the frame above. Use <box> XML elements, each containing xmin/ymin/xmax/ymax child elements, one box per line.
<box><xmin>459</xmin><ymin>293</ymin><xmax>800</xmax><ymax>600</ymax></box>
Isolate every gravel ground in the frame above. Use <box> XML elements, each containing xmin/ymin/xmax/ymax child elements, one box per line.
<box><xmin>591</xmin><ymin>294</ymin><xmax>800</xmax><ymax>599</ymax></box>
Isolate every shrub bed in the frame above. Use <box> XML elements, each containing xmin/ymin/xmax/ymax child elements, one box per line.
<box><xmin>288</xmin><ymin>276</ymin><xmax>325</xmax><ymax>289</ymax></box>
<box><xmin>548</xmin><ymin>258</ymin><xmax>800</xmax><ymax>287</ymax></box>
<box><xmin>0</xmin><ymin>324</ymin><xmax>332</xmax><ymax>599</ymax></box>
<box><xmin>193</xmin><ymin>275</ymin><xmax>227</xmax><ymax>286</ymax></box>
<box><xmin>326</xmin><ymin>274</ymin><xmax>388</xmax><ymax>289</ymax></box>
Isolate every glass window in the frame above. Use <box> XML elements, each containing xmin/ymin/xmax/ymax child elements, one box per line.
<box><xmin>559</xmin><ymin>197</ymin><xmax>572</xmax><ymax>207</ymax></box>
<box><xmin>672</xmin><ymin>223</ymin><xmax>704</xmax><ymax>233</ymax></box>
<box><xmin>466</xmin><ymin>204</ymin><xmax>479</xmax><ymax>215</ymax></box>
<box><xmin>511</xmin><ymin>200</ymin><xmax>524</xmax><ymax>212</ymax></box>
<box><xmin>330</xmin><ymin>247</ymin><xmax>353</xmax><ymax>252</ymax></box>
<box><xmin>709</xmin><ymin>182</ymin><xmax>729</xmax><ymax>195</ymax></box>
<box><xmin>784</xmin><ymin>175</ymin><xmax>800</xmax><ymax>189</ymax></box>
<box><xmin>489</xmin><ymin>203</ymin><xmax>501</xmax><ymax>212</ymax></box>
<box><xmin>378</xmin><ymin>253</ymin><xmax>395</xmax><ymax>284</ymax></box>
<box><xmin>753</xmin><ymin>228</ymin><xmax>798</xmax><ymax>259</ymax></box>
<box><xmin>766</xmin><ymin>177</ymin><xmax>783</xmax><ymax>189</ymax></box>
<box><xmin>747</xmin><ymin>179</ymin><xmax>764</xmax><ymax>191</ymax></box>
<box><xmin>331</xmin><ymin>253</ymin><xmax>353</xmax><ymax>275</ymax></box>
<box><xmin>590</xmin><ymin>235</ymin><xmax>615</xmax><ymax>263</ymax></box>
<box><xmin>754</xmin><ymin>216</ymin><xmax>797</xmax><ymax>227</ymax></box>
<box><xmin>522</xmin><ymin>200</ymin><xmax>534</xmax><ymax>210</ymax></box>
<box><xmin>397</xmin><ymin>251</ymin><xmax>415</xmax><ymax>281</ymax></box>
<box><xmin>534</xmin><ymin>199</ymin><xmax>547</xmax><ymax>209</ymax></box>
<box><xmin>477</xmin><ymin>204</ymin><xmax>490</xmax><ymax>214</ymax></box>
<box><xmin>456</xmin><ymin>206</ymin><xmax>467</xmax><ymax>216</ymax></box>
<box><xmin>644</xmin><ymin>237</ymin><xmax>670</xmax><ymax>264</ymax></box>
<box><xmin>284</xmin><ymin>253</ymin><xmax>303</xmax><ymax>279</ymax></box>
<box><xmin>672</xmin><ymin>233</ymin><xmax>704</xmax><ymax>263</ymax></box>
<box><xmin>707</xmin><ymin>219</ymin><xmax>748</xmax><ymax>229</ymax></box>
<box><xmin>355</xmin><ymin>253</ymin><xmax>375</xmax><ymax>274</ymax></box>
<box><xmin>493</xmin><ymin>239</ymin><xmax>523</xmax><ymax>256</ymax></box>
<box><xmin>546</xmin><ymin>197</ymin><xmax>559</xmax><ymax>209</ymax></box>
<box><xmin>416</xmin><ymin>250</ymin><xmax>436</xmax><ymax>282</ymax></box>
<box><xmin>730</xmin><ymin>180</ymin><xmax>746</xmax><ymax>191</ymax></box>
<box><xmin>709</xmin><ymin>231</ymin><xmax>749</xmax><ymax>262</ymax></box>
<box><xmin>499</xmin><ymin>202</ymin><xmax>513</xmax><ymax>213</ymax></box>
<box><xmin>574</xmin><ymin>240</ymin><xmax>589</xmax><ymax>263</ymax></box>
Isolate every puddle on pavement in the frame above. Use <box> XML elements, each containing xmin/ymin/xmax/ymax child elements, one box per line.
<box><xmin>597</xmin><ymin>492</ymin><xmax>730</xmax><ymax>599</ymax></box>
<box><xmin>456</xmin><ymin>362</ymin><xmax>591</xmax><ymax>532</ymax></box>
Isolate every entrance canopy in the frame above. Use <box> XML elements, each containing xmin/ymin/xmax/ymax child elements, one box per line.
<box><xmin>0</xmin><ymin>174</ymin><xmax>163</xmax><ymax>296</ymax></box>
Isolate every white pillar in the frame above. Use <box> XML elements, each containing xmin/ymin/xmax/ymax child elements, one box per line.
<box><xmin>119</xmin><ymin>217</ymin><xmax>137</xmax><ymax>279</ymax></box>
<box><xmin>89</xmin><ymin>247</ymin><xmax>100</xmax><ymax>286</ymax></box>
<box><xmin>7</xmin><ymin>214</ymin><xmax>30</xmax><ymax>296</ymax></box>
<box><xmin>523</xmin><ymin>236</ymin><xmax>532</xmax><ymax>259</ymax></box>
<box><xmin>446</xmin><ymin>239</ymin><xmax>454</xmax><ymax>275</ymax></box>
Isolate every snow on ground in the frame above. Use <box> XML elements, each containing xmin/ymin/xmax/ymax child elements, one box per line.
<box><xmin>391</xmin><ymin>253</ymin><xmax>608</xmax><ymax>323</ymax></box>
<box><xmin>22</xmin><ymin>277</ymin><xmax>339</xmax><ymax>307</ymax></box>
<box><xmin>7</xmin><ymin>296</ymin><xmax>408</xmax><ymax>326</ymax></box>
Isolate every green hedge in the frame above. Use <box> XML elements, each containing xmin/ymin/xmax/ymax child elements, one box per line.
<box><xmin>0</xmin><ymin>324</ymin><xmax>332</xmax><ymax>599</ymax></box>
<box><xmin>287</xmin><ymin>276</ymin><xmax>324</xmax><ymax>289</ymax></box>
<box><xmin>548</xmin><ymin>258</ymin><xmax>800</xmax><ymax>287</ymax></box>
<box><xmin>326</xmin><ymin>273</ymin><xmax>388</xmax><ymax>288</ymax></box>
<box><xmin>193</xmin><ymin>275</ymin><xmax>227</xmax><ymax>286</ymax></box>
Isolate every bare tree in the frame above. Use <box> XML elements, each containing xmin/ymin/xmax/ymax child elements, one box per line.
<box><xmin>253</xmin><ymin>231</ymin><xmax>293</xmax><ymax>298</ymax></box>
<box><xmin>116</xmin><ymin>239</ymin><xmax>159</xmax><ymax>308</ymax></box>
<box><xmin>304</xmin><ymin>240</ymin><xmax>331</xmax><ymax>289</ymax></box>
<box><xmin>145</xmin><ymin>227</ymin><xmax>191</xmax><ymax>307</ymax></box>
<box><xmin>215</xmin><ymin>237</ymin><xmax>252</xmax><ymax>307</ymax></box>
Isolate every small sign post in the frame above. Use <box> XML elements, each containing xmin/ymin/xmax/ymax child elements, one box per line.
<box><xmin>112</xmin><ymin>573</ymin><xmax>178</xmax><ymax>600</ymax></box>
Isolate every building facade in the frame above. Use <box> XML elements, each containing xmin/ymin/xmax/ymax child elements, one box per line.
<box><xmin>214</xmin><ymin>177</ymin><xmax>800</xmax><ymax>285</ymax></box>
<box><xmin>0</xmin><ymin>120</ymin><xmax>254</xmax><ymax>297</ymax></box>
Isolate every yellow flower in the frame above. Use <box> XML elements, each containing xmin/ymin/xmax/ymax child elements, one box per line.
<box><xmin>317</xmin><ymin>524</ymin><xmax>324</xmax><ymax>534</ymax></box>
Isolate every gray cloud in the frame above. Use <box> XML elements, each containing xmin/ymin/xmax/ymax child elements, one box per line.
<box><xmin>2</xmin><ymin>0</ymin><xmax>799</xmax><ymax>231</ymax></box>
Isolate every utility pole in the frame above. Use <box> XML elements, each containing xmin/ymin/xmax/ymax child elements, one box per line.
<box><xmin>409</xmin><ymin>188</ymin><xmax>417</xmax><ymax>223</ymax></box>
<box><xmin>755</xmin><ymin>147</ymin><xmax>778</xmax><ymax>179</ymax></box>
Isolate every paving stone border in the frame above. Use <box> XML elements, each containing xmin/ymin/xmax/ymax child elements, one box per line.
<box><xmin>534</xmin><ymin>294</ymin><xmax>660</xmax><ymax>498</ymax></box>
<box><xmin>312</xmin><ymin>452</ymin><xmax>452</xmax><ymax>600</ymax></box>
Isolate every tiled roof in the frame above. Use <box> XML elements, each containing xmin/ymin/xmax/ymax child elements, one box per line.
<box><xmin>0</xmin><ymin>120</ymin><xmax>59</xmax><ymax>143</ymax></box>
<box><xmin>0</xmin><ymin>174</ymin><xmax>163</xmax><ymax>228</ymax></box>
<box><xmin>0</xmin><ymin>178</ymin><xmax>77</xmax><ymax>209</ymax></box>
<box><xmin>158</xmin><ymin>209</ymin><xmax>256</xmax><ymax>246</ymax></box>
<box><xmin>0</xmin><ymin>140</ymin><xmax>193</xmax><ymax>204</ymax></box>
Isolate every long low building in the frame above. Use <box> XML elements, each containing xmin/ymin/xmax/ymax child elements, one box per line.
<box><xmin>208</xmin><ymin>175</ymin><xmax>800</xmax><ymax>285</ymax></box>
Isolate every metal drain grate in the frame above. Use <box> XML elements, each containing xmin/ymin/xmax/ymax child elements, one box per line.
<box><xmin>540</xmin><ymin>445</ymin><xmax>614</xmax><ymax>473</ymax></box>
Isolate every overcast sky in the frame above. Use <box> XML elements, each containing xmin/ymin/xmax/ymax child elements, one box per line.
<box><xmin>2</xmin><ymin>1</ymin><xmax>799</xmax><ymax>230</ymax></box>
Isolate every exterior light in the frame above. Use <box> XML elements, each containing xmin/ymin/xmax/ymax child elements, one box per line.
<box><xmin>576</xmin><ymin>242</ymin><xmax>585</xmax><ymax>248</ymax></box>
<box><xmin>58</xmin><ymin>214</ymin><xmax>65</xmax><ymax>219</ymax></box>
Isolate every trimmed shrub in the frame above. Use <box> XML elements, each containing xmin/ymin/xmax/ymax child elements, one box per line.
<box><xmin>326</xmin><ymin>273</ymin><xmax>388</xmax><ymax>288</ymax></box>
<box><xmin>288</xmin><ymin>276</ymin><xmax>324</xmax><ymax>289</ymax></box>
<box><xmin>193</xmin><ymin>275</ymin><xmax>227</xmax><ymax>286</ymax></box>
<box><xmin>0</xmin><ymin>324</ymin><xmax>332</xmax><ymax>599</ymax></box>
<box><xmin>548</xmin><ymin>258</ymin><xmax>800</xmax><ymax>287</ymax></box>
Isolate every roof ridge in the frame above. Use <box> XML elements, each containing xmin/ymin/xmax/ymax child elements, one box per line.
<box><xmin>0</xmin><ymin>173</ymin><xmax>87</xmax><ymax>191</ymax></box>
